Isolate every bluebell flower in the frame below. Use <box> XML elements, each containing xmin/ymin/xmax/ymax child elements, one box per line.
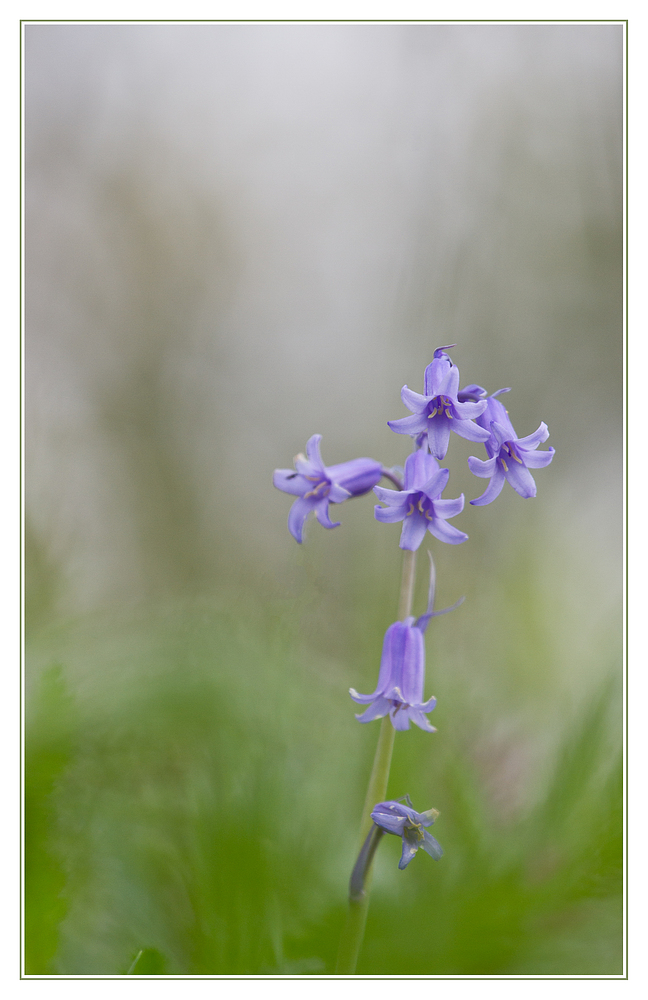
<box><xmin>371</xmin><ymin>798</ymin><xmax>443</xmax><ymax>869</ymax></box>
<box><xmin>468</xmin><ymin>393</ymin><xmax>555</xmax><ymax>506</ymax></box>
<box><xmin>457</xmin><ymin>383</ymin><xmax>488</xmax><ymax>403</ymax></box>
<box><xmin>350</xmin><ymin>555</ymin><xmax>462</xmax><ymax>731</ymax></box>
<box><xmin>373</xmin><ymin>449</ymin><xmax>468</xmax><ymax>550</ymax></box>
<box><xmin>388</xmin><ymin>347</ymin><xmax>490</xmax><ymax>459</ymax></box>
<box><xmin>273</xmin><ymin>434</ymin><xmax>383</xmax><ymax>543</ymax></box>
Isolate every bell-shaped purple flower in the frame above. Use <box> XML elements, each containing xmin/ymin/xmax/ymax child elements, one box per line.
<box><xmin>468</xmin><ymin>393</ymin><xmax>555</xmax><ymax>506</ymax></box>
<box><xmin>387</xmin><ymin>347</ymin><xmax>490</xmax><ymax>459</ymax></box>
<box><xmin>350</xmin><ymin>619</ymin><xmax>437</xmax><ymax>731</ymax></box>
<box><xmin>373</xmin><ymin>449</ymin><xmax>467</xmax><ymax>550</ymax></box>
<box><xmin>350</xmin><ymin>555</ymin><xmax>462</xmax><ymax>731</ymax></box>
<box><xmin>371</xmin><ymin>798</ymin><xmax>443</xmax><ymax>869</ymax></box>
<box><xmin>273</xmin><ymin>434</ymin><xmax>383</xmax><ymax>543</ymax></box>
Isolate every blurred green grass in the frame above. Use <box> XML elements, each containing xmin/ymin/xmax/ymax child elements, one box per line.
<box><xmin>25</xmin><ymin>543</ymin><xmax>622</xmax><ymax>976</ymax></box>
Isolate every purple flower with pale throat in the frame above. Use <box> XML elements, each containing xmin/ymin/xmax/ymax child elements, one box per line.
<box><xmin>374</xmin><ymin>449</ymin><xmax>467</xmax><ymax>550</ymax></box>
<box><xmin>371</xmin><ymin>797</ymin><xmax>443</xmax><ymax>869</ymax></box>
<box><xmin>388</xmin><ymin>347</ymin><xmax>490</xmax><ymax>459</ymax></box>
<box><xmin>350</xmin><ymin>555</ymin><xmax>462</xmax><ymax>731</ymax></box>
<box><xmin>273</xmin><ymin>434</ymin><xmax>382</xmax><ymax>543</ymax></box>
<box><xmin>468</xmin><ymin>392</ymin><xmax>555</xmax><ymax>506</ymax></box>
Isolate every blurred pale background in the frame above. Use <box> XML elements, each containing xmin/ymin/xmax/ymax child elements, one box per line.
<box><xmin>25</xmin><ymin>24</ymin><xmax>623</xmax><ymax>976</ymax></box>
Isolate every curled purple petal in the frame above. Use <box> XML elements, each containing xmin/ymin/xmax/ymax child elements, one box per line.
<box><xmin>305</xmin><ymin>434</ymin><xmax>325</xmax><ymax>469</ymax></box>
<box><xmin>516</xmin><ymin>421</ymin><xmax>550</xmax><ymax>449</ymax></box>
<box><xmin>388</xmin><ymin>413</ymin><xmax>428</xmax><ymax>436</ymax></box>
<box><xmin>470</xmin><ymin>464</ymin><xmax>506</xmax><ymax>506</ymax></box>
<box><xmin>449</xmin><ymin>399</ymin><xmax>488</xmax><ymax>421</ymax></box>
<box><xmin>273</xmin><ymin>469</ymin><xmax>307</xmax><ymax>496</ymax></box>
<box><xmin>400</xmin><ymin>385</ymin><xmax>429</xmax><ymax>412</ymax></box>
<box><xmin>427</xmin><ymin>518</ymin><xmax>468</xmax><ymax>545</ymax></box>
<box><xmin>287</xmin><ymin>497</ymin><xmax>314</xmax><ymax>543</ymax></box>
<box><xmin>420</xmin><ymin>831</ymin><xmax>444</xmax><ymax>860</ymax></box>
<box><xmin>374</xmin><ymin>503</ymin><xmax>409</xmax><ymax>524</ymax></box>
<box><xmin>518</xmin><ymin>446</ymin><xmax>555</xmax><ymax>469</ymax></box>
<box><xmin>431</xmin><ymin>494</ymin><xmax>465</xmax><ymax>519</ymax></box>
<box><xmin>398</xmin><ymin>839</ymin><xmax>419</xmax><ymax>869</ymax></box>
<box><xmin>468</xmin><ymin>454</ymin><xmax>498</xmax><ymax>478</ymax></box>
<box><xmin>354</xmin><ymin>697</ymin><xmax>392</xmax><ymax>723</ymax></box>
<box><xmin>373</xmin><ymin>484</ymin><xmax>410</xmax><ymax>506</ymax></box>
<box><xmin>450</xmin><ymin>418</ymin><xmax>492</xmax><ymax>444</ymax></box>
<box><xmin>419</xmin><ymin>467</ymin><xmax>450</xmax><ymax>501</ymax></box>
<box><xmin>315</xmin><ymin>501</ymin><xmax>341</xmax><ymax>529</ymax></box>
<box><xmin>502</xmin><ymin>460</ymin><xmax>537</xmax><ymax>499</ymax></box>
<box><xmin>407</xmin><ymin>708</ymin><xmax>437</xmax><ymax>733</ymax></box>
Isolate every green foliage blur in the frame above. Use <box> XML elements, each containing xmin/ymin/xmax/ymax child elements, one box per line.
<box><xmin>24</xmin><ymin>24</ymin><xmax>623</xmax><ymax>977</ymax></box>
<box><xmin>25</xmin><ymin>523</ymin><xmax>622</xmax><ymax>975</ymax></box>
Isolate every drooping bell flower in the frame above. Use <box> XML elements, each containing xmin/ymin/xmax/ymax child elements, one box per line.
<box><xmin>373</xmin><ymin>448</ymin><xmax>467</xmax><ymax>550</ymax></box>
<box><xmin>468</xmin><ymin>392</ymin><xmax>555</xmax><ymax>506</ymax></box>
<box><xmin>349</xmin><ymin>554</ymin><xmax>462</xmax><ymax>731</ymax></box>
<box><xmin>273</xmin><ymin>434</ymin><xmax>383</xmax><ymax>543</ymax></box>
<box><xmin>349</xmin><ymin>795</ymin><xmax>443</xmax><ymax>899</ymax></box>
<box><xmin>387</xmin><ymin>347</ymin><xmax>490</xmax><ymax>459</ymax></box>
<box><xmin>371</xmin><ymin>798</ymin><xmax>443</xmax><ymax>869</ymax></box>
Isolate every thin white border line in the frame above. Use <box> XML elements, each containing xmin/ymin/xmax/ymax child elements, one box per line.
<box><xmin>19</xmin><ymin>17</ymin><xmax>26</xmax><ymax>982</ymax></box>
<box><xmin>18</xmin><ymin>18</ymin><xmax>628</xmax><ymax>982</ymax></box>
<box><xmin>19</xmin><ymin>18</ymin><xmax>629</xmax><ymax>27</ymax></box>
<box><xmin>621</xmin><ymin>17</ymin><xmax>628</xmax><ymax>980</ymax></box>
<box><xmin>20</xmin><ymin>974</ymin><xmax>630</xmax><ymax>980</ymax></box>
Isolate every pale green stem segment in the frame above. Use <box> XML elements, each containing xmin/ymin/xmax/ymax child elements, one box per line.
<box><xmin>126</xmin><ymin>950</ymin><xmax>143</xmax><ymax>975</ymax></box>
<box><xmin>335</xmin><ymin>549</ymin><xmax>417</xmax><ymax>975</ymax></box>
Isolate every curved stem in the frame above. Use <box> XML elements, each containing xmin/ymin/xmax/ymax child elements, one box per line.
<box><xmin>335</xmin><ymin>549</ymin><xmax>417</xmax><ymax>974</ymax></box>
<box><xmin>380</xmin><ymin>468</ymin><xmax>404</xmax><ymax>491</ymax></box>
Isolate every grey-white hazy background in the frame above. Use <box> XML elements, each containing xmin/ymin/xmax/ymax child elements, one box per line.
<box><xmin>26</xmin><ymin>23</ymin><xmax>621</xmax><ymax>624</ymax></box>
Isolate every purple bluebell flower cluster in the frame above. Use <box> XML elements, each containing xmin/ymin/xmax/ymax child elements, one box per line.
<box><xmin>273</xmin><ymin>347</ymin><xmax>554</xmax><ymax>890</ymax></box>
<box><xmin>371</xmin><ymin>798</ymin><xmax>443</xmax><ymax>868</ymax></box>
<box><xmin>380</xmin><ymin>345</ymin><xmax>554</xmax><ymax>526</ymax></box>
<box><xmin>273</xmin><ymin>349</ymin><xmax>553</xmax><ymax>545</ymax></box>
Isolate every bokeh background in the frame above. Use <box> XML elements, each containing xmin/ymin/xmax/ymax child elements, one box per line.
<box><xmin>24</xmin><ymin>24</ymin><xmax>623</xmax><ymax>976</ymax></box>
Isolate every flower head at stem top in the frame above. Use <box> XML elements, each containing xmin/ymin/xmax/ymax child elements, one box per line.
<box><xmin>374</xmin><ymin>449</ymin><xmax>468</xmax><ymax>550</ymax></box>
<box><xmin>468</xmin><ymin>392</ymin><xmax>555</xmax><ymax>506</ymax></box>
<box><xmin>387</xmin><ymin>347</ymin><xmax>491</xmax><ymax>459</ymax></box>
<box><xmin>371</xmin><ymin>796</ymin><xmax>443</xmax><ymax>869</ymax></box>
<box><xmin>273</xmin><ymin>434</ymin><xmax>383</xmax><ymax>543</ymax></box>
<box><xmin>350</xmin><ymin>553</ymin><xmax>463</xmax><ymax>731</ymax></box>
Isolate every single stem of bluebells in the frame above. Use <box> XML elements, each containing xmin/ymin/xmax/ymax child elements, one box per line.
<box><xmin>335</xmin><ymin>549</ymin><xmax>417</xmax><ymax>975</ymax></box>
